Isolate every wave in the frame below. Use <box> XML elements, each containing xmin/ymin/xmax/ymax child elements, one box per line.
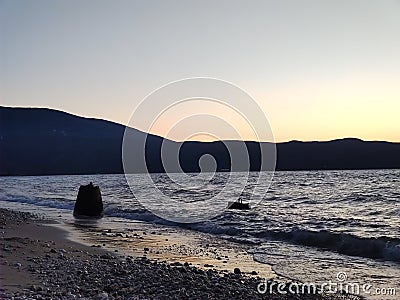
<box><xmin>103</xmin><ymin>205</ymin><xmax>177</xmax><ymax>226</ymax></box>
<box><xmin>184</xmin><ymin>220</ymin><xmax>400</xmax><ymax>263</ymax></box>
<box><xmin>104</xmin><ymin>206</ymin><xmax>246</xmax><ymax>237</ymax></box>
<box><xmin>255</xmin><ymin>228</ymin><xmax>400</xmax><ymax>263</ymax></box>
<box><xmin>0</xmin><ymin>195</ymin><xmax>74</xmax><ymax>210</ymax></box>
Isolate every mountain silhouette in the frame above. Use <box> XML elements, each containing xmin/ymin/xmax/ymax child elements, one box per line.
<box><xmin>0</xmin><ymin>106</ymin><xmax>399</xmax><ymax>176</ymax></box>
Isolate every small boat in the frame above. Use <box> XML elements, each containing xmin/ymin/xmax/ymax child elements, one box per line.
<box><xmin>227</xmin><ymin>200</ymin><xmax>250</xmax><ymax>210</ymax></box>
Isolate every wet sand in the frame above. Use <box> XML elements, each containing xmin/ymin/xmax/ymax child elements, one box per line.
<box><xmin>66</xmin><ymin>218</ymin><xmax>276</xmax><ymax>279</ymax></box>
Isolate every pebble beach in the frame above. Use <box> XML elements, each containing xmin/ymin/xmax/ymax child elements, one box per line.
<box><xmin>0</xmin><ymin>208</ymin><xmax>363</xmax><ymax>300</ymax></box>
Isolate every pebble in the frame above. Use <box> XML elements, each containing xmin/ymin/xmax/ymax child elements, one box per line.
<box><xmin>95</xmin><ymin>292</ymin><xmax>109</xmax><ymax>300</ymax></box>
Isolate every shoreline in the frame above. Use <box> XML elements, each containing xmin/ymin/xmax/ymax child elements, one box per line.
<box><xmin>64</xmin><ymin>216</ymin><xmax>277</xmax><ymax>280</ymax></box>
<box><xmin>0</xmin><ymin>208</ymin><xmax>361</xmax><ymax>299</ymax></box>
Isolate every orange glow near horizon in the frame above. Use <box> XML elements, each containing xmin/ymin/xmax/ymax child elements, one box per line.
<box><xmin>137</xmin><ymin>88</ymin><xmax>400</xmax><ymax>143</ymax></box>
<box><xmin>145</xmin><ymin>99</ymin><xmax>262</xmax><ymax>142</ymax></box>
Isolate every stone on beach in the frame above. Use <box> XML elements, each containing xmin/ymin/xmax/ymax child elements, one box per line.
<box><xmin>73</xmin><ymin>182</ymin><xmax>104</xmax><ymax>218</ymax></box>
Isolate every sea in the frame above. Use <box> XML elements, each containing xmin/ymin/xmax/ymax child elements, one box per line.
<box><xmin>1</xmin><ymin>169</ymin><xmax>399</xmax><ymax>299</ymax></box>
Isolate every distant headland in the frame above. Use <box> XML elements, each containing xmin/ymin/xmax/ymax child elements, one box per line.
<box><xmin>0</xmin><ymin>106</ymin><xmax>399</xmax><ymax>176</ymax></box>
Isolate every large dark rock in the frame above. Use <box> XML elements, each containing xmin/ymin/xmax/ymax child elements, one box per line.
<box><xmin>227</xmin><ymin>201</ymin><xmax>250</xmax><ymax>210</ymax></box>
<box><xmin>73</xmin><ymin>182</ymin><xmax>104</xmax><ymax>218</ymax></box>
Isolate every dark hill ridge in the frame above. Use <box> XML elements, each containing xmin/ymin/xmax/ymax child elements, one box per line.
<box><xmin>0</xmin><ymin>106</ymin><xmax>163</xmax><ymax>175</ymax></box>
<box><xmin>0</xmin><ymin>106</ymin><xmax>399</xmax><ymax>175</ymax></box>
<box><xmin>276</xmin><ymin>138</ymin><xmax>400</xmax><ymax>170</ymax></box>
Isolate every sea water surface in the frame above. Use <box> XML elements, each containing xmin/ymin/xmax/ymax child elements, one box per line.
<box><xmin>0</xmin><ymin>170</ymin><xmax>399</xmax><ymax>298</ymax></box>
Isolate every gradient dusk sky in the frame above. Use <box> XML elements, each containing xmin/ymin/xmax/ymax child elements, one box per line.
<box><xmin>1</xmin><ymin>0</ymin><xmax>399</xmax><ymax>142</ymax></box>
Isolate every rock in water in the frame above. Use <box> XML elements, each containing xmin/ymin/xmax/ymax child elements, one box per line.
<box><xmin>227</xmin><ymin>201</ymin><xmax>250</xmax><ymax>210</ymax></box>
<box><xmin>73</xmin><ymin>182</ymin><xmax>104</xmax><ymax>218</ymax></box>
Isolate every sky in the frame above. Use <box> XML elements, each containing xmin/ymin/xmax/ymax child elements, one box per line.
<box><xmin>1</xmin><ymin>0</ymin><xmax>399</xmax><ymax>142</ymax></box>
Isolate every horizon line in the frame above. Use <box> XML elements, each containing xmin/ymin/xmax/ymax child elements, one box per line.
<box><xmin>1</xmin><ymin>105</ymin><xmax>399</xmax><ymax>144</ymax></box>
